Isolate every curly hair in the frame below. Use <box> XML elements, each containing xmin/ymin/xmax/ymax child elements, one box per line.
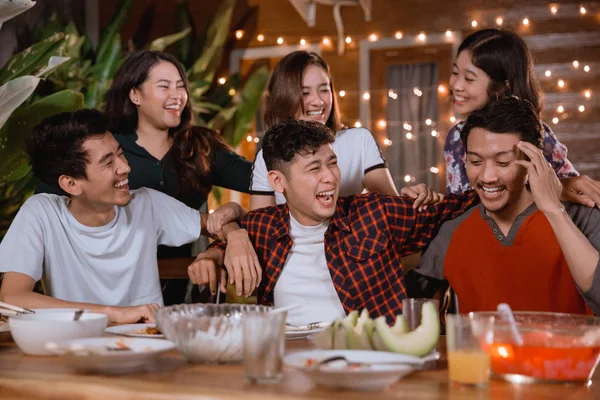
<box><xmin>261</xmin><ymin>120</ymin><xmax>335</xmax><ymax>174</ymax></box>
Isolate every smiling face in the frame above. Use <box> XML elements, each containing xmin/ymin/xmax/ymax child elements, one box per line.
<box><xmin>71</xmin><ymin>132</ymin><xmax>132</xmax><ymax>211</ymax></box>
<box><xmin>269</xmin><ymin>143</ymin><xmax>340</xmax><ymax>226</ymax></box>
<box><xmin>129</xmin><ymin>61</ymin><xmax>188</xmax><ymax>131</ymax></box>
<box><xmin>465</xmin><ymin>127</ymin><xmax>532</xmax><ymax>219</ymax></box>
<box><xmin>295</xmin><ymin>65</ymin><xmax>333</xmax><ymax>125</ymax></box>
<box><xmin>449</xmin><ymin>51</ymin><xmax>492</xmax><ymax>117</ymax></box>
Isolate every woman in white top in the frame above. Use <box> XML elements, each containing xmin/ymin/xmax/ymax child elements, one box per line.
<box><xmin>250</xmin><ymin>51</ymin><xmax>399</xmax><ymax>209</ymax></box>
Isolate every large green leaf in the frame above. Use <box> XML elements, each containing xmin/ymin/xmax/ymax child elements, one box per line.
<box><xmin>0</xmin><ymin>0</ymin><xmax>35</xmax><ymax>31</ymax></box>
<box><xmin>0</xmin><ymin>90</ymin><xmax>84</xmax><ymax>164</ymax></box>
<box><xmin>0</xmin><ymin>32</ymin><xmax>66</xmax><ymax>84</ymax></box>
<box><xmin>189</xmin><ymin>0</ymin><xmax>236</xmax><ymax>83</ymax></box>
<box><xmin>0</xmin><ymin>75</ymin><xmax>40</xmax><ymax>129</ymax></box>
<box><xmin>89</xmin><ymin>34</ymin><xmax>121</xmax><ymax>108</ymax></box>
<box><xmin>147</xmin><ymin>27</ymin><xmax>191</xmax><ymax>52</ymax></box>
<box><xmin>222</xmin><ymin>65</ymin><xmax>269</xmax><ymax>146</ymax></box>
<box><xmin>174</xmin><ymin>0</ymin><xmax>194</xmax><ymax>66</ymax></box>
<box><xmin>0</xmin><ymin>150</ymin><xmax>29</xmax><ymax>182</ymax></box>
<box><xmin>207</xmin><ymin>103</ymin><xmax>237</xmax><ymax>132</ymax></box>
<box><xmin>95</xmin><ymin>0</ymin><xmax>133</xmax><ymax>64</ymax></box>
<box><xmin>37</xmin><ymin>12</ymin><xmax>65</xmax><ymax>41</ymax></box>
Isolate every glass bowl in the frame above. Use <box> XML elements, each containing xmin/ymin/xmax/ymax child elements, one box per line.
<box><xmin>470</xmin><ymin>311</ymin><xmax>600</xmax><ymax>383</ymax></box>
<box><xmin>156</xmin><ymin>304</ymin><xmax>271</xmax><ymax>364</ymax></box>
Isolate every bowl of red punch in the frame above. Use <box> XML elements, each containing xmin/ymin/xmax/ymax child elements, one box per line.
<box><xmin>470</xmin><ymin>311</ymin><xmax>600</xmax><ymax>384</ymax></box>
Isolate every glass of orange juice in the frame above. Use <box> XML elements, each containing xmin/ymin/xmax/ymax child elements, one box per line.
<box><xmin>446</xmin><ymin>314</ymin><xmax>495</xmax><ymax>387</ymax></box>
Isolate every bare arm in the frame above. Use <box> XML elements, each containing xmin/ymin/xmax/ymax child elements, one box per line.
<box><xmin>250</xmin><ymin>194</ymin><xmax>276</xmax><ymax>211</ymax></box>
<box><xmin>364</xmin><ymin>168</ymin><xmax>400</xmax><ymax>196</ymax></box>
<box><xmin>516</xmin><ymin>142</ymin><xmax>599</xmax><ymax>292</ymax></box>
<box><xmin>0</xmin><ymin>272</ymin><xmax>160</xmax><ymax>323</ymax></box>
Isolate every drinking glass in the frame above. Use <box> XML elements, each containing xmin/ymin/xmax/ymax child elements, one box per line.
<box><xmin>446</xmin><ymin>314</ymin><xmax>495</xmax><ymax>387</ymax></box>
<box><xmin>242</xmin><ymin>309</ymin><xmax>287</xmax><ymax>384</ymax></box>
<box><xmin>402</xmin><ymin>298</ymin><xmax>440</xmax><ymax>331</ymax></box>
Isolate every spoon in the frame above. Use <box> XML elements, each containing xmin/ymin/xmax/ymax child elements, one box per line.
<box><xmin>497</xmin><ymin>303</ymin><xmax>523</xmax><ymax>346</ymax></box>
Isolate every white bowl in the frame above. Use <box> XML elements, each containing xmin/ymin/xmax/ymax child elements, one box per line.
<box><xmin>9</xmin><ymin>311</ymin><xmax>108</xmax><ymax>355</ymax></box>
<box><xmin>284</xmin><ymin>350</ymin><xmax>420</xmax><ymax>391</ymax></box>
<box><xmin>48</xmin><ymin>337</ymin><xmax>176</xmax><ymax>374</ymax></box>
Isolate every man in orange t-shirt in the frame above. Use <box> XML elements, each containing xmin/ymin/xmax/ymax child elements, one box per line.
<box><xmin>416</xmin><ymin>97</ymin><xmax>600</xmax><ymax>314</ymax></box>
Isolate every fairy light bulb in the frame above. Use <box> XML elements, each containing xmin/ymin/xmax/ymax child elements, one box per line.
<box><xmin>573</xmin><ymin>60</ymin><xmax>580</xmax><ymax>68</ymax></box>
<box><xmin>235</xmin><ymin>30</ymin><xmax>244</xmax><ymax>39</ymax></box>
<box><xmin>552</xmin><ymin>117</ymin><xmax>559</xmax><ymax>124</ymax></box>
<box><xmin>417</xmin><ymin>33</ymin><xmax>426</xmax><ymax>41</ymax></box>
<box><xmin>246</xmin><ymin>135</ymin><xmax>253</xmax><ymax>142</ymax></box>
<box><xmin>339</xmin><ymin>90</ymin><xmax>346</xmax><ymax>97</ymax></box>
<box><xmin>438</xmin><ymin>84</ymin><xmax>447</xmax><ymax>94</ymax></box>
<box><xmin>445</xmin><ymin>30</ymin><xmax>452</xmax><ymax>38</ymax></box>
<box><xmin>383</xmin><ymin>138</ymin><xmax>392</xmax><ymax>146</ymax></box>
<box><xmin>218</xmin><ymin>77</ymin><xmax>226</xmax><ymax>85</ymax></box>
<box><xmin>345</xmin><ymin>36</ymin><xmax>352</xmax><ymax>44</ymax></box>
<box><xmin>257</xmin><ymin>34</ymin><xmax>265</xmax><ymax>42</ymax></box>
<box><xmin>584</xmin><ymin>65</ymin><xmax>590</xmax><ymax>72</ymax></box>
<box><xmin>362</xmin><ymin>92</ymin><xmax>370</xmax><ymax>101</ymax></box>
<box><xmin>545</xmin><ymin>70</ymin><xmax>552</xmax><ymax>77</ymax></box>
<box><xmin>471</xmin><ymin>20</ymin><xmax>478</xmax><ymax>28</ymax></box>
<box><xmin>300</xmin><ymin>38</ymin><xmax>306</xmax><ymax>46</ymax></box>
<box><xmin>496</xmin><ymin>17</ymin><xmax>503</xmax><ymax>26</ymax></box>
<box><xmin>579</xmin><ymin>105</ymin><xmax>585</xmax><ymax>112</ymax></box>
<box><xmin>584</xmin><ymin>90</ymin><xmax>591</xmax><ymax>99</ymax></box>
<box><xmin>354</xmin><ymin>121</ymin><xmax>362</xmax><ymax>128</ymax></box>
<box><xmin>431</xmin><ymin>130</ymin><xmax>439</xmax><ymax>137</ymax></box>
<box><xmin>277</xmin><ymin>37</ymin><xmax>284</xmax><ymax>45</ymax></box>
<box><xmin>430</xmin><ymin>167</ymin><xmax>439</xmax><ymax>174</ymax></box>
<box><xmin>580</xmin><ymin>6</ymin><xmax>587</xmax><ymax>14</ymax></box>
<box><xmin>405</xmin><ymin>132</ymin><xmax>413</xmax><ymax>139</ymax></box>
<box><xmin>322</xmin><ymin>37</ymin><xmax>331</xmax><ymax>46</ymax></box>
<box><xmin>368</xmin><ymin>33</ymin><xmax>378</xmax><ymax>42</ymax></box>
<box><xmin>425</xmin><ymin>119</ymin><xmax>432</xmax><ymax>126</ymax></box>
<box><xmin>377</xmin><ymin>119</ymin><xmax>387</xmax><ymax>129</ymax></box>
<box><xmin>550</xmin><ymin>5</ymin><xmax>558</xmax><ymax>14</ymax></box>
<box><xmin>395</xmin><ymin>31</ymin><xmax>403</xmax><ymax>40</ymax></box>
<box><xmin>522</xmin><ymin>18</ymin><xmax>529</xmax><ymax>26</ymax></box>
<box><xmin>558</xmin><ymin>79</ymin><xmax>565</xmax><ymax>88</ymax></box>
<box><xmin>557</xmin><ymin>105</ymin><xmax>564</xmax><ymax>113</ymax></box>
<box><xmin>450</xmin><ymin>116</ymin><xmax>456</xmax><ymax>123</ymax></box>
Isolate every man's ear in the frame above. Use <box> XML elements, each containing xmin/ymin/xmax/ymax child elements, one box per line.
<box><xmin>129</xmin><ymin>88</ymin><xmax>140</xmax><ymax>106</ymax></box>
<box><xmin>58</xmin><ymin>175</ymin><xmax>83</xmax><ymax>197</ymax></box>
<box><xmin>268</xmin><ymin>170</ymin><xmax>286</xmax><ymax>194</ymax></box>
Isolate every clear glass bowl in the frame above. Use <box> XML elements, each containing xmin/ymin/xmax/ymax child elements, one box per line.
<box><xmin>470</xmin><ymin>311</ymin><xmax>600</xmax><ymax>383</ymax></box>
<box><xmin>156</xmin><ymin>304</ymin><xmax>271</xmax><ymax>364</ymax></box>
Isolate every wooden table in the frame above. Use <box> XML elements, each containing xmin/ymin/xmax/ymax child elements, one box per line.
<box><xmin>0</xmin><ymin>330</ymin><xmax>595</xmax><ymax>400</ymax></box>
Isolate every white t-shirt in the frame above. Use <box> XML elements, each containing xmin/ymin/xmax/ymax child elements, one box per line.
<box><xmin>250</xmin><ymin>127</ymin><xmax>386</xmax><ymax>204</ymax></box>
<box><xmin>0</xmin><ymin>188</ymin><xmax>201</xmax><ymax>307</ymax></box>
<box><xmin>273</xmin><ymin>214</ymin><xmax>346</xmax><ymax>325</ymax></box>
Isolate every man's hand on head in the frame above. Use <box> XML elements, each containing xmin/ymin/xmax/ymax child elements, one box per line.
<box><xmin>400</xmin><ymin>183</ymin><xmax>445</xmax><ymax>211</ymax></box>
<box><xmin>515</xmin><ymin>141</ymin><xmax>563</xmax><ymax>215</ymax></box>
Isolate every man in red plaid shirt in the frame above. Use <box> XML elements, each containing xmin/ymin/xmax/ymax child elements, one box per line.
<box><xmin>189</xmin><ymin>120</ymin><xmax>477</xmax><ymax>323</ymax></box>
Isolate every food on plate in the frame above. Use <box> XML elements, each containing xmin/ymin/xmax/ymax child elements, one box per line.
<box><xmin>313</xmin><ymin>301</ymin><xmax>440</xmax><ymax>357</ymax></box>
<box><xmin>129</xmin><ymin>326</ymin><xmax>162</xmax><ymax>335</ymax></box>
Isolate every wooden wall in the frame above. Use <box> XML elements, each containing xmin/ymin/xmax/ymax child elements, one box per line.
<box><xmin>99</xmin><ymin>0</ymin><xmax>600</xmax><ymax>180</ymax></box>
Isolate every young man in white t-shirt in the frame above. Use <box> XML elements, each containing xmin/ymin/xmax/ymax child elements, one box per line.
<box><xmin>0</xmin><ymin>109</ymin><xmax>258</xmax><ymax>323</ymax></box>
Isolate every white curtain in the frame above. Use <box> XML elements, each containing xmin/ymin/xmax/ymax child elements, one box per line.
<box><xmin>386</xmin><ymin>63</ymin><xmax>439</xmax><ymax>190</ymax></box>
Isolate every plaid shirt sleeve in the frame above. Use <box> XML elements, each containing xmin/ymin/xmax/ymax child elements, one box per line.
<box><xmin>383</xmin><ymin>190</ymin><xmax>479</xmax><ymax>255</ymax></box>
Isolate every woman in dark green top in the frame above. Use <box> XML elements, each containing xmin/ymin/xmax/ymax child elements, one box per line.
<box><xmin>103</xmin><ymin>50</ymin><xmax>253</xmax><ymax>304</ymax></box>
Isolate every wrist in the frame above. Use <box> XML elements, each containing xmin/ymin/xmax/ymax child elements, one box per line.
<box><xmin>543</xmin><ymin>203</ymin><xmax>567</xmax><ymax>220</ymax></box>
<box><xmin>223</xmin><ymin>224</ymin><xmax>246</xmax><ymax>241</ymax></box>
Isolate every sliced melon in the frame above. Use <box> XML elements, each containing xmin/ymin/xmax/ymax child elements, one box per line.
<box><xmin>332</xmin><ymin>320</ymin><xmax>347</xmax><ymax>349</ymax></box>
<box><xmin>373</xmin><ymin>301</ymin><xmax>440</xmax><ymax>357</ymax></box>
<box><xmin>313</xmin><ymin>323</ymin><xmax>335</xmax><ymax>349</ymax></box>
<box><xmin>343</xmin><ymin>309</ymin><xmax>373</xmax><ymax>350</ymax></box>
<box><xmin>391</xmin><ymin>314</ymin><xmax>410</xmax><ymax>335</ymax></box>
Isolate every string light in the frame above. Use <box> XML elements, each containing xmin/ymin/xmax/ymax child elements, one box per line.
<box><xmin>345</xmin><ymin>36</ymin><xmax>352</xmax><ymax>44</ymax></box>
<box><xmin>277</xmin><ymin>37</ymin><xmax>284</xmax><ymax>44</ymax></box>
<box><xmin>235</xmin><ymin>30</ymin><xmax>244</xmax><ymax>39</ymax></box>
<box><xmin>362</xmin><ymin>92</ymin><xmax>370</xmax><ymax>100</ymax></box>
<box><xmin>558</xmin><ymin>79</ymin><xmax>565</xmax><ymax>88</ymax></box>
<box><xmin>450</xmin><ymin>116</ymin><xmax>456</xmax><ymax>123</ymax></box>
<box><xmin>438</xmin><ymin>84</ymin><xmax>447</xmax><ymax>94</ymax></box>
<box><xmin>209</xmin><ymin>209</ymin><xmax>214</xmax><ymax>214</ymax></box>
<box><xmin>388</xmin><ymin>90</ymin><xmax>398</xmax><ymax>100</ymax></box>
<box><xmin>228</xmin><ymin>89</ymin><xmax>236</xmax><ymax>96</ymax></box>
<box><xmin>425</xmin><ymin>119</ymin><xmax>432</xmax><ymax>126</ymax></box>
<box><xmin>246</xmin><ymin>135</ymin><xmax>253</xmax><ymax>142</ymax></box>
<box><xmin>431</xmin><ymin>130</ymin><xmax>439</xmax><ymax>137</ymax></box>
<box><xmin>403</xmin><ymin>123</ymin><xmax>412</xmax><ymax>131</ymax></box>
<box><xmin>579</xmin><ymin>105</ymin><xmax>585</xmax><ymax>112</ymax></box>
<box><xmin>573</xmin><ymin>60</ymin><xmax>580</xmax><ymax>69</ymax></box>
<box><xmin>395</xmin><ymin>31</ymin><xmax>403</xmax><ymax>40</ymax></box>
<box><xmin>354</xmin><ymin>121</ymin><xmax>362</xmax><ymax>128</ymax></box>
<box><xmin>584</xmin><ymin>65</ymin><xmax>591</xmax><ymax>72</ymax></box>
<box><xmin>584</xmin><ymin>90</ymin><xmax>591</xmax><ymax>99</ymax></box>
<box><xmin>339</xmin><ymin>90</ymin><xmax>346</xmax><ymax>97</ymax></box>
<box><xmin>552</xmin><ymin>117</ymin><xmax>559</xmax><ymax>124</ymax></box>
<box><xmin>580</xmin><ymin>6</ymin><xmax>586</xmax><ymax>14</ymax></box>
<box><xmin>545</xmin><ymin>70</ymin><xmax>552</xmax><ymax>77</ymax></box>
<box><xmin>368</xmin><ymin>33</ymin><xmax>378</xmax><ymax>42</ymax></box>
<box><xmin>550</xmin><ymin>5</ymin><xmax>558</xmax><ymax>14</ymax></box>
<box><xmin>522</xmin><ymin>18</ymin><xmax>529</xmax><ymax>26</ymax></box>
<box><xmin>377</xmin><ymin>119</ymin><xmax>387</xmax><ymax>129</ymax></box>
<box><xmin>413</xmin><ymin>87</ymin><xmax>423</xmax><ymax>96</ymax></box>
<box><xmin>445</xmin><ymin>30</ymin><xmax>452</xmax><ymax>38</ymax></box>
<box><xmin>322</xmin><ymin>37</ymin><xmax>331</xmax><ymax>46</ymax></box>
<box><xmin>557</xmin><ymin>105</ymin><xmax>564</xmax><ymax>113</ymax></box>
<box><xmin>383</xmin><ymin>138</ymin><xmax>392</xmax><ymax>146</ymax></box>
<box><xmin>257</xmin><ymin>34</ymin><xmax>265</xmax><ymax>42</ymax></box>
<box><xmin>496</xmin><ymin>17</ymin><xmax>503</xmax><ymax>26</ymax></box>
<box><xmin>254</xmin><ymin>137</ymin><xmax>260</xmax><ymax>143</ymax></box>
<box><xmin>430</xmin><ymin>167</ymin><xmax>439</xmax><ymax>174</ymax></box>
<box><xmin>417</xmin><ymin>32</ymin><xmax>426</xmax><ymax>42</ymax></box>
<box><xmin>405</xmin><ymin>132</ymin><xmax>413</xmax><ymax>139</ymax></box>
<box><xmin>471</xmin><ymin>20</ymin><xmax>478</xmax><ymax>28</ymax></box>
<box><xmin>404</xmin><ymin>175</ymin><xmax>415</xmax><ymax>183</ymax></box>
<box><xmin>300</xmin><ymin>38</ymin><xmax>307</xmax><ymax>46</ymax></box>
<box><xmin>218</xmin><ymin>77</ymin><xmax>226</xmax><ymax>85</ymax></box>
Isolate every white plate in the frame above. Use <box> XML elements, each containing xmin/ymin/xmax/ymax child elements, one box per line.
<box><xmin>48</xmin><ymin>337</ymin><xmax>176</xmax><ymax>374</ymax></box>
<box><xmin>105</xmin><ymin>323</ymin><xmax>164</xmax><ymax>338</ymax></box>
<box><xmin>284</xmin><ymin>349</ymin><xmax>435</xmax><ymax>391</ymax></box>
<box><xmin>285</xmin><ymin>327</ymin><xmax>324</xmax><ymax>340</ymax></box>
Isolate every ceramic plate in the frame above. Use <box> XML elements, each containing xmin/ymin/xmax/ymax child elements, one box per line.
<box><xmin>285</xmin><ymin>327</ymin><xmax>324</xmax><ymax>340</ymax></box>
<box><xmin>105</xmin><ymin>323</ymin><xmax>164</xmax><ymax>338</ymax></box>
<box><xmin>284</xmin><ymin>349</ymin><xmax>437</xmax><ymax>391</ymax></box>
<box><xmin>47</xmin><ymin>337</ymin><xmax>176</xmax><ymax>374</ymax></box>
